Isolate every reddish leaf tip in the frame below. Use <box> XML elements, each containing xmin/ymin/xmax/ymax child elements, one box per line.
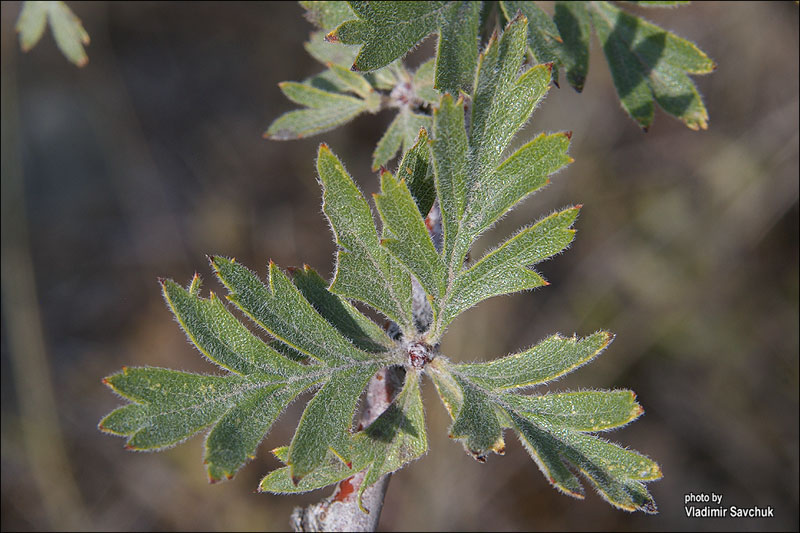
<box><xmin>345</xmin><ymin>461</ymin><xmax>353</xmax><ymax>469</ymax></box>
<box><xmin>320</xmin><ymin>142</ymin><xmax>329</xmax><ymax>150</ymax></box>
<box><xmin>542</xmin><ymin>280</ymin><xmax>551</xmax><ymax>286</ymax></box>
<box><xmin>325</xmin><ymin>30</ymin><xmax>339</xmax><ymax>43</ymax></box>
<box><xmin>157</xmin><ymin>277</ymin><xmax>166</xmax><ymax>285</ymax></box>
<box><xmin>575</xmin><ymin>203</ymin><xmax>584</xmax><ymax>210</ymax></box>
<box><xmin>286</xmin><ymin>266</ymin><xmax>298</xmax><ymax>274</ymax></box>
<box><xmin>564</xmin><ymin>131</ymin><xmax>573</xmax><ymax>140</ymax></box>
<box><xmin>545</xmin><ymin>62</ymin><xmax>554</xmax><ymax>73</ymax></box>
<box><xmin>101</xmin><ymin>377</ymin><xmax>110</xmax><ymax>385</ymax></box>
<box><xmin>291</xmin><ymin>475</ymin><xmax>301</xmax><ymax>486</ymax></box>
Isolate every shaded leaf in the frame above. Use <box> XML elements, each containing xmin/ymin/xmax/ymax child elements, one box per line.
<box><xmin>289</xmin><ymin>265</ymin><xmax>391</xmax><ymax>352</ymax></box>
<box><xmin>395</xmin><ymin>127</ymin><xmax>436</xmax><ymax>217</ymax></box>
<box><xmin>372</xmin><ymin>109</ymin><xmax>432</xmax><ymax>171</ymax></box>
<box><xmin>375</xmin><ymin>169</ymin><xmax>445</xmax><ymax>302</ymax></box>
<box><xmin>211</xmin><ymin>256</ymin><xmax>370</xmax><ymax>365</ymax></box>
<box><xmin>590</xmin><ymin>0</ymin><xmax>715</xmax><ymax>130</ymax></box>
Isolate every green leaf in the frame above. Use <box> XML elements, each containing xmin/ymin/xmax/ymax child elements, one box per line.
<box><xmin>552</xmin><ymin>1</ymin><xmax>592</xmax><ymax>91</ymax></box>
<box><xmin>16</xmin><ymin>2</ymin><xmax>48</xmax><ymax>52</ymax></box>
<box><xmin>395</xmin><ymin>127</ymin><xmax>436</xmax><ymax>217</ymax></box>
<box><xmin>330</xmin><ymin>1</ymin><xmax>480</xmax><ymax>93</ymax></box>
<box><xmin>450</xmin><ymin>375</ymin><xmax>504</xmax><ymax>459</ymax></box>
<box><xmin>429</xmin><ymin>330</ymin><xmax>659</xmax><ymax>513</ymax></box>
<box><xmin>288</xmin><ymin>363</ymin><xmax>379</xmax><ymax>480</ymax></box>
<box><xmin>375</xmin><ymin>169</ymin><xmax>445</xmax><ymax>302</ymax></box>
<box><xmin>508</xmin><ymin>412</ymin><xmax>661</xmax><ymax>512</ymax></box>
<box><xmin>434</xmin><ymin>1</ymin><xmax>481</xmax><ymax>94</ymax></box>
<box><xmin>16</xmin><ymin>1</ymin><xmax>90</xmax><ymax>67</ymax></box>
<box><xmin>289</xmin><ymin>265</ymin><xmax>391</xmax><ymax>352</ymax></box>
<box><xmin>305</xmin><ymin>30</ymin><xmax>361</xmax><ymax>68</ymax></box>
<box><xmin>463</xmin><ymin>126</ymin><xmax>570</xmax><ymax>243</ymax></box>
<box><xmin>161</xmin><ymin>278</ymin><xmax>309</xmax><ymax>378</ymax></box>
<box><xmin>265</xmin><ymin>81</ymin><xmax>378</xmax><ymax>140</ymax></box>
<box><xmin>589</xmin><ymin>0</ymin><xmax>715</xmax><ymax>130</ymax></box>
<box><xmin>211</xmin><ymin>256</ymin><xmax>370</xmax><ymax>365</ymax></box>
<box><xmin>456</xmin><ymin>332</ymin><xmax>613</xmax><ymax>391</ymax></box>
<box><xmin>103</xmin><ymin>259</ymin><xmax>391</xmax><ymax>482</ymax></box>
<box><xmin>99</xmin><ymin>366</ymin><xmax>319</xmax><ymax>481</ymax></box>
<box><xmin>470</xmin><ymin>14</ymin><xmax>548</xmax><ymax>181</ymax></box>
<box><xmin>317</xmin><ymin>145</ymin><xmax>415</xmax><ymax>332</ymax></box>
<box><xmin>300</xmin><ymin>0</ymin><xmax>357</xmax><ymax>30</ymax></box>
<box><xmin>441</xmin><ymin>207</ymin><xmax>579</xmax><ymax>327</ymax></box>
<box><xmin>372</xmin><ymin>109</ymin><xmax>432</xmax><ymax>171</ymax></box>
<box><xmin>501</xmin><ymin>390</ymin><xmax>643</xmax><ymax>432</ymax></box>
<box><xmin>499</xmin><ymin>1</ymin><xmax>564</xmax><ymax>69</ymax></box>
<box><xmin>431</xmin><ymin>93</ymin><xmax>469</xmax><ymax>265</ymax></box>
<box><xmin>261</xmin><ymin>369</ymin><xmax>428</xmax><ymax>505</ymax></box>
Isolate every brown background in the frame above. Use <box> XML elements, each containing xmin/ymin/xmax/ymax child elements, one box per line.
<box><xmin>1</xmin><ymin>2</ymin><xmax>798</xmax><ymax>531</ymax></box>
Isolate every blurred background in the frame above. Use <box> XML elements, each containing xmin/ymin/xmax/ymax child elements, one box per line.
<box><xmin>1</xmin><ymin>1</ymin><xmax>797</xmax><ymax>531</ymax></box>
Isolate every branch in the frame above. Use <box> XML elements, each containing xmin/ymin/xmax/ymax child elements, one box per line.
<box><xmin>290</xmin><ymin>366</ymin><xmax>405</xmax><ymax>532</ymax></box>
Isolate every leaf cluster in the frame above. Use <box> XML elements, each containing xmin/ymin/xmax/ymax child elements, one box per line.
<box><xmin>101</xmin><ymin>2</ymin><xmax>663</xmax><ymax>516</ymax></box>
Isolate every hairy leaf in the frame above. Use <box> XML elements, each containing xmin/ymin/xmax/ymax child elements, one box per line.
<box><xmin>375</xmin><ymin>169</ymin><xmax>445</xmax><ymax>302</ymax></box>
<box><xmin>262</xmin><ymin>369</ymin><xmax>427</xmax><ymax>506</ymax></box>
<box><xmin>372</xmin><ymin>109</ymin><xmax>432</xmax><ymax>171</ymax></box>
<box><xmin>428</xmin><ymin>331</ymin><xmax>659</xmax><ymax>512</ymax></box>
<box><xmin>456</xmin><ymin>331</ymin><xmax>613</xmax><ymax>390</ymax></box>
<box><xmin>317</xmin><ymin>144</ymin><xmax>415</xmax><ymax>332</ymax></box>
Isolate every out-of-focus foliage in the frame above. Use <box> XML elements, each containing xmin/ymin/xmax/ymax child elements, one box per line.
<box><xmin>2</xmin><ymin>2</ymin><xmax>796</xmax><ymax>532</ymax></box>
<box><xmin>16</xmin><ymin>1</ymin><xmax>89</xmax><ymax>66</ymax></box>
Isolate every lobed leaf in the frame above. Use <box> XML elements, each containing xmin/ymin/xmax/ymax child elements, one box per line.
<box><xmin>375</xmin><ymin>169</ymin><xmax>445</xmax><ymax>301</ymax></box>
<box><xmin>287</xmin><ymin>363</ymin><xmax>379</xmax><ymax>481</ymax></box>
<box><xmin>211</xmin><ymin>256</ymin><xmax>370</xmax><ymax>365</ymax></box>
<box><xmin>317</xmin><ymin>145</ymin><xmax>414</xmax><ymax>332</ymax></box>
<box><xmin>161</xmin><ymin>278</ymin><xmax>308</xmax><ymax>378</ymax></box>
<box><xmin>261</xmin><ymin>369</ymin><xmax>428</xmax><ymax>506</ymax></box>
<box><xmin>449</xmin><ymin>375</ymin><xmax>504</xmax><ymax>459</ymax></box>
<box><xmin>289</xmin><ymin>265</ymin><xmax>391</xmax><ymax>352</ymax></box>
<box><xmin>100</xmin><ymin>366</ymin><xmax>318</xmax><ymax>481</ymax></box>
<box><xmin>501</xmin><ymin>390</ymin><xmax>643</xmax><ymax>432</ymax></box>
<box><xmin>589</xmin><ymin>0</ymin><xmax>715</xmax><ymax>130</ymax></box>
<box><xmin>455</xmin><ymin>332</ymin><xmax>613</xmax><ymax>391</ymax></box>
<box><xmin>265</xmin><ymin>82</ymin><xmax>377</xmax><ymax>140</ymax></box>
<box><xmin>16</xmin><ymin>1</ymin><xmax>90</xmax><ymax>67</ymax></box>
<box><xmin>509</xmin><ymin>411</ymin><xmax>661</xmax><ymax>512</ymax></box>
<box><xmin>441</xmin><ymin>207</ymin><xmax>579</xmax><ymax>328</ymax></box>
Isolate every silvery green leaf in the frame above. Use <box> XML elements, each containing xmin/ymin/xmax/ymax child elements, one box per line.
<box><xmin>317</xmin><ymin>145</ymin><xmax>415</xmax><ymax>333</ymax></box>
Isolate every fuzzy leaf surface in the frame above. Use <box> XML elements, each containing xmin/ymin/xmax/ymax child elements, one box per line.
<box><xmin>317</xmin><ymin>145</ymin><xmax>415</xmax><ymax>332</ymax></box>
<box><xmin>375</xmin><ymin>170</ymin><xmax>445</xmax><ymax>301</ymax></box>
<box><xmin>261</xmin><ymin>370</ymin><xmax>427</xmax><ymax>505</ymax></box>
<box><xmin>428</xmin><ymin>331</ymin><xmax>660</xmax><ymax>513</ymax></box>
<box><xmin>331</xmin><ymin>1</ymin><xmax>480</xmax><ymax>93</ymax></box>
